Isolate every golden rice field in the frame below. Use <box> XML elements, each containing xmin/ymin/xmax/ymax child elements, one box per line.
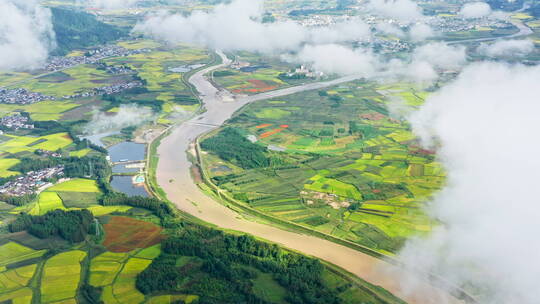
<box><xmin>41</xmin><ymin>250</ymin><xmax>86</xmax><ymax>303</ymax></box>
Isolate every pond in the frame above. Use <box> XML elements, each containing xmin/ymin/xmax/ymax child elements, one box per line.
<box><xmin>110</xmin><ymin>175</ymin><xmax>149</xmax><ymax>197</ymax></box>
<box><xmin>108</xmin><ymin>142</ymin><xmax>146</xmax><ymax>163</ymax></box>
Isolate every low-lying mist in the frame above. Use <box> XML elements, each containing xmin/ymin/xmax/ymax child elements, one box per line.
<box><xmin>85</xmin><ymin>104</ymin><xmax>155</xmax><ymax>135</ymax></box>
<box><xmin>399</xmin><ymin>62</ymin><xmax>540</xmax><ymax>304</ymax></box>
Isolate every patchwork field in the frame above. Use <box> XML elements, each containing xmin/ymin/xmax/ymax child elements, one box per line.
<box><xmin>202</xmin><ymin>80</ymin><xmax>443</xmax><ymax>253</ymax></box>
<box><xmin>23</xmin><ymin>179</ymin><xmax>133</xmax><ymax>217</ymax></box>
<box><xmin>90</xmin><ymin>245</ymin><xmax>160</xmax><ymax>304</ymax></box>
<box><xmin>19</xmin><ymin>65</ymin><xmax>126</xmax><ymax>98</ymax></box>
<box><xmin>105</xmin><ymin>44</ymin><xmax>211</xmax><ymax>123</ymax></box>
<box><xmin>0</xmin><ymin>100</ymin><xmax>81</xmax><ymax>121</ymax></box>
<box><xmin>0</xmin><ymin>132</ymin><xmax>73</xmax><ymax>154</ymax></box>
<box><xmin>213</xmin><ymin>51</ymin><xmax>309</xmax><ymax>95</ymax></box>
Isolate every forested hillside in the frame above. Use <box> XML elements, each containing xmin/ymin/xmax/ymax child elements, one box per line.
<box><xmin>51</xmin><ymin>8</ymin><xmax>128</xmax><ymax>55</ymax></box>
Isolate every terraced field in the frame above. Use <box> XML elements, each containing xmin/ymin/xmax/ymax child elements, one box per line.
<box><xmin>201</xmin><ymin>80</ymin><xmax>443</xmax><ymax>254</ymax></box>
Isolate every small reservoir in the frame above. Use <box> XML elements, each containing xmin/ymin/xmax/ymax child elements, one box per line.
<box><xmin>108</xmin><ymin>142</ymin><xmax>146</xmax><ymax>163</ymax></box>
<box><xmin>110</xmin><ymin>175</ymin><xmax>149</xmax><ymax>197</ymax></box>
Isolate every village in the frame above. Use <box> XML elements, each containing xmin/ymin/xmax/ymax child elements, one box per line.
<box><xmin>0</xmin><ymin>113</ymin><xmax>35</xmax><ymax>130</ymax></box>
<box><xmin>0</xmin><ymin>88</ymin><xmax>55</xmax><ymax>105</ymax></box>
<box><xmin>62</xmin><ymin>80</ymin><xmax>143</xmax><ymax>99</ymax></box>
<box><xmin>0</xmin><ymin>165</ymin><xmax>65</xmax><ymax>196</ymax></box>
<box><xmin>45</xmin><ymin>45</ymin><xmax>150</xmax><ymax>72</ymax></box>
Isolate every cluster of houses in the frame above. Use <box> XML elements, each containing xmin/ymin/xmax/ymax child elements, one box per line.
<box><xmin>35</xmin><ymin>149</ymin><xmax>62</xmax><ymax>158</ymax></box>
<box><xmin>0</xmin><ymin>113</ymin><xmax>34</xmax><ymax>130</ymax></box>
<box><xmin>98</xmin><ymin>63</ymin><xmax>134</xmax><ymax>74</ymax></box>
<box><xmin>285</xmin><ymin>65</ymin><xmax>325</xmax><ymax>78</ymax></box>
<box><xmin>0</xmin><ymin>88</ymin><xmax>55</xmax><ymax>105</ymax></box>
<box><xmin>45</xmin><ymin>45</ymin><xmax>150</xmax><ymax>72</ymax></box>
<box><xmin>62</xmin><ymin>80</ymin><xmax>143</xmax><ymax>99</ymax></box>
<box><xmin>0</xmin><ymin>166</ymin><xmax>64</xmax><ymax>196</ymax></box>
<box><xmin>300</xmin><ymin>190</ymin><xmax>351</xmax><ymax>210</ymax></box>
<box><xmin>428</xmin><ymin>15</ymin><xmax>511</xmax><ymax>33</ymax></box>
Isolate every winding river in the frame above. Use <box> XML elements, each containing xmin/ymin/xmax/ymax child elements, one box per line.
<box><xmin>156</xmin><ymin>52</ymin><xmax>462</xmax><ymax>304</ymax></box>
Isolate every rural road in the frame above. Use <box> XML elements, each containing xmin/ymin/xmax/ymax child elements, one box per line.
<box><xmin>156</xmin><ymin>51</ymin><xmax>463</xmax><ymax>304</ymax></box>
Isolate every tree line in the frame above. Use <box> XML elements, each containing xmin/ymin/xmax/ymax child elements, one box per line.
<box><xmin>101</xmin><ymin>192</ymin><xmax>173</xmax><ymax>219</ymax></box>
<box><xmin>201</xmin><ymin>128</ymin><xmax>271</xmax><ymax>169</ymax></box>
<box><xmin>137</xmin><ymin>220</ymin><xmax>342</xmax><ymax>304</ymax></box>
<box><xmin>9</xmin><ymin>209</ymin><xmax>94</xmax><ymax>243</ymax></box>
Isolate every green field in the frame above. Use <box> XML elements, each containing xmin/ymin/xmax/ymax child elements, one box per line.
<box><xmin>0</xmin><ymin>100</ymin><xmax>81</xmax><ymax>121</ymax></box>
<box><xmin>201</xmin><ymin>80</ymin><xmax>443</xmax><ymax>253</ymax></box>
<box><xmin>47</xmin><ymin>178</ymin><xmax>100</xmax><ymax>193</ymax></box>
<box><xmin>41</xmin><ymin>250</ymin><xmax>86</xmax><ymax>303</ymax></box>
<box><xmin>19</xmin><ymin>65</ymin><xmax>120</xmax><ymax>98</ymax></box>
<box><xmin>0</xmin><ymin>158</ymin><xmax>20</xmax><ymax>177</ymax></box>
<box><xmin>30</xmin><ymin>192</ymin><xmax>66</xmax><ymax>216</ymax></box>
<box><xmin>90</xmin><ymin>252</ymin><xmax>129</xmax><ymax>287</ymax></box>
<box><xmin>90</xmin><ymin>245</ymin><xmax>160</xmax><ymax>304</ymax></box>
<box><xmin>0</xmin><ymin>242</ymin><xmax>47</xmax><ymax>267</ymax></box>
<box><xmin>0</xmin><ymin>287</ymin><xmax>33</xmax><ymax>304</ymax></box>
<box><xmin>0</xmin><ymin>264</ymin><xmax>37</xmax><ymax>294</ymax></box>
<box><xmin>105</xmin><ymin>44</ymin><xmax>211</xmax><ymax>123</ymax></box>
<box><xmin>212</xmin><ymin>51</ymin><xmax>308</xmax><ymax>95</ymax></box>
<box><xmin>0</xmin><ymin>132</ymin><xmax>73</xmax><ymax>154</ymax></box>
<box><xmin>111</xmin><ymin>257</ymin><xmax>152</xmax><ymax>303</ymax></box>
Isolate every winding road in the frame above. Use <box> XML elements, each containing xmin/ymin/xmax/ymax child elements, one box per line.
<box><xmin>155</xmin><ymin>52</ymin><xmax>463</xmax><ymax>304</ymax></box>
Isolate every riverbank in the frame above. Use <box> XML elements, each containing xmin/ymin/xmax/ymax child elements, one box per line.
<box><xmin>152</xmin><ymin>51</ymin><xmax>464</xmax><ymax>304</ymax></box>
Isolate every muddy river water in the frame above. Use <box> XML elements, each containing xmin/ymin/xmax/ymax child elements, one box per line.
<box><xmin>156</xmin><ymin>52</ymin><xmax>462</xmax><ymax>304</ymax></box>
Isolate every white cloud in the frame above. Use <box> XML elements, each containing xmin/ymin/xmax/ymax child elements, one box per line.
<box><xmin>459</xmin><ymin>2</ymin><xmax>492</xmax><ymax>19</ymax></box>
<box><xmin>478</xmin><ymin>39</ymin><xmax>535</xmax><ymax>58</ymax></box>
<box><xmin>400</xmin><ymin>62</ymin><xmax>540</xmax><ymax>304</ymax></box>
<box><xmin>295</xmin><ymin>44</ymin><xmax>377</xmax><ymax>77</ymax></box>
<box><xmin>409</xmin><ymin>23</ymin><xmax>435</xmax><ymax>41</ymax></box>
<box><xmin>375</xmin><ymin>23</ymin><xmax>406</xmax><ymax>38</ymax></box>
<box><xmin>309</xmin><ymin>18</ymin><xmax>371</xmax><ymax>44</ymax></box>
<box><xmin>86</xmin><ymin>104</ymin><xmax>155</xmax><ymax>134</ymax></box>
<box><xmin>134</xmin><ymin>0</ymin><xmax>371</xmax><ymax>53</ymax></box>
<box><xmin>412</xmin><ymin>42</ymin><xmax>467</xmax><ymax>70</ymax></box>
<box><xmin>0</xmin><ymin>0</ymin><xmax>55</xmax><ymax>71</ymax></box>
<box><xmin>368</xmin><ymin>0</ymin><xmax>424</xmax><ymax>22</ymax></box>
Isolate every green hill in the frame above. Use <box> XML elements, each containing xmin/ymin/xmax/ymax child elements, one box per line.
<box><xmin>50</xmin><ymin>8</ymin><xmax>128</xmax><ymax>56</ymax></box>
